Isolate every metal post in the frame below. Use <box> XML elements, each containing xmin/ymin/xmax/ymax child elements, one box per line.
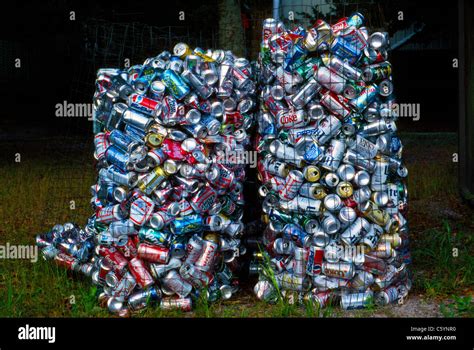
<box><xmin>459</xmin><ymin>0</ymin><xmax>474</xmax><ymax>205</ymax></box>
<box><xmin>273</xmin><ymin>0</ymin><xmax>280</xmax><ymax>20</ymax></box>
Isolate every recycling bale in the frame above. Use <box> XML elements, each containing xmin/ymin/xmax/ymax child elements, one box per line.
<box><xmin>36</xmin><ymin>43</ymin><xmax>256</xmax><ymax>316</ymax></box>
<box><xmin>252</xmin><ymin>14</ymin><xmax>412</xmax><ymax>309</ymax></box>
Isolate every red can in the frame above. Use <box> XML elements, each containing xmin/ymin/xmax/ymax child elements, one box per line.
<box><xmin>128</xmin><ymin>257</ymin><xmax>154</xmax><ymax>288</ymax></box>
<box><xmin>190</xmin><ymin>185</ymin><xmax>217</xmax><ymax>214</ymax></box>
<box><xmin>137</xmin><ymin>243</ymin><xmax>169</xmax><ymax>264</ymax></box>
<box><xmin>320</xmin><ymin>89</ymin><xmax>351</xmax><ymax>119</ymax></box>
<box><xmin>343</xmin><ymin>197</ymin><xmax>359</xmax><ymax>208</ymax></box>
<box><xmin>129</xmin><ymin>194</ymin><xmax>155</xmax><ymax>226</ymax></box>
<box><xmin>194</xmin><ymin>240</ymin><xmax>219</xmax><ymax>272</ymax></box>
<box><xmin>94</xmin><ymin>132</ymin><xmax>109</xmax><ymax>160</ymax></box>
<box><xmin>223</xmin><ymin>111</ymin><xmax>244</xmax><ymax>128</ymax></box>
<box><xmin>54</xmin><ymin>252</ymin><xmax>79</xmax><ymax>271</ymax></box>
<box><xmin>98</xmin><ymin>246</ymin><xmax>128</xmax><ymax>272</ymax></box>
<box><xmin>160</xmin><ymin>297</ymin><xmax>192</xmax><ymax>312</ymax></box>
<box><xmin>129</xmin><ymin>93</ymin><xmax>162</xmax><ymax>117</ymax></box>
<box><xmin>161</xmin><ymin>138</ymin><xmax>189</xmax><ymax>161</ymax></box>
<box><xmin>117</xmin><ymin>237</ymin><xmax>138</xmax><ymax>260</ymax></box>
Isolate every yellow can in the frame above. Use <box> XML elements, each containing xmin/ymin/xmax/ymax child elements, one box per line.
<box><xmin>303</xmin><ymin>165</ymin><xmax>321</xmax><ymax>182</ymax></box>
<box><xmin>336</xmin><ymin>181</ymin><xmax>353</xmax><ymax>198</ymax></box>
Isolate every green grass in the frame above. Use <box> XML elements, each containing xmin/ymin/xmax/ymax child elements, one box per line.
<box><xmin>411</xmin><ymin>222</ymin><xmax>474</xmax><ymax>298</ymax></box>
<box><xmin>0</xmin><ymin>133</ymin><xmax>473</xmax><ymax>317</ymax></box>
<box><xmin>440</xmin><ymin>295</ymin><xmax>474</xmax><ymax>318</ymax></box>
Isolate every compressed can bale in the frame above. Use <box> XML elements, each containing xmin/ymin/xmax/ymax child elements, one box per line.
<box><xmin>36</xmin><ymin>43</ymin><xmax>256</xmax><ymax>316</ymax></box>
<box><xmin>252</xmin><ymin>14</ymin><xmax>412</xmax><ymax>309</ymax></box>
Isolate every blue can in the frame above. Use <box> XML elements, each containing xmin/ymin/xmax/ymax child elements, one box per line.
<box><xmin>138</xmin><ymin>227</ymin><xmax>171</xmax><ymax>246</ymax></box>
<box><xmin>104</xmin><ymin>165</ymin><xmax>137</xmax><ymax>187</ymax></box>
<box><xmin>304</xmin><ymin>142</ymin><xmax>325</xmax><ymax>164</ymax></box>
<box><xmin>330</xmin><ymin>28</ymin><xmax>367</xmax><ymax>64</ymax></box>
<box><xmin>390</xmin><ymin>136</ymin><xmax>402</xmax><ymax>154</ymax></box>
<box><xmin>282</xmin><ymin>223</ymin><xmax>309</xmax><ymax>247</ymax></box>
<box><xmin>109</xmin><ymin>129</ymin><xmax>140</xmax><ymax>153</ymax></box>
<box><xmin>350</xmin><ymin>84</ymin><xmax>378</xmax><ymax>112</ymax></box>
<box><xmin>169</xmin><ymin>56</ymin><xmax>184</xmax><ymax>72</ymax></box>
<box><xmin>124</xmin><ymin>124</ymin><xmax>147</xmax><ymax>143</ymax></box>
<box><xmin>106</xmin><ymin>185</ymin><xmax>116</xmax><ymax>203</ymax></box>
<box><xmin>347</xmin><ymin>12</ymin><xmax>365</xmax><ymax>28</ymax></box>
<box><xmin>161</xmin><ymin>69</ymin><xmax>190</xmax><ymax>100</ymax></box>
<box><xmin>284</xmin><ymin>41</ymin><xmax>308</xmax><ymax>72</ymax></box>
<box><xmin>170</xmin><ymin>214</ymin><xmax>203</xmax><ymax>235</ymax></box>
<box><xmin>133</xmin><ymin>77</ymin><xmax>151</xmax><ymax>94</ymax></box>
<box><xmin>139</xmin><ymin>65</ymin><xmax>157</xmax><ymax>80</ymax></box>
<box><xmin>170</xmin><ymin>239</ymin><xmax>187</xmax><ymax>259</ymax></box>
<box><xmin>200</xmin><ymin>114</ymin><xmax>221</xmax><ymax>135</ymax></box>
<box><xmin>106</xmin><ymin>145</ymin><xmax>130</xmax><ymax>172</ymax></box>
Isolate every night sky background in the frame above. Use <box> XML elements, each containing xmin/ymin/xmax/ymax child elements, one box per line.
<box><xmin>0</xmin><ymin>0</ymin><xmax>459</xmax><ymax>140</ymax></box>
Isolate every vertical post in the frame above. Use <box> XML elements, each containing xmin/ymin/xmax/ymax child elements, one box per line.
<box><xmin>459</xmin><ymin>0</ymin><xmax>474</xmax><ymax>205</ymax></box>
<box><xmin>273</xmin><ymin>0</ymin><xmax>280</xmax><ymax>20</ymax></box>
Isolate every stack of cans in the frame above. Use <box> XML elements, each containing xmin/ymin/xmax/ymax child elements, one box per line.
<box><xmin>252</xmin><ymin>14</ymin><xmax>412</xmax><ymax>309</ymax></box>
<box><xmin>37</xmin><ymin>43</ymin><xmax>256</xmax><ymax>316</ymax></box>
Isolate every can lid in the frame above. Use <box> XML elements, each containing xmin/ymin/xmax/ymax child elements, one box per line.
<box><xmin>238</xmin><ymin>99</ymin><xmax>254</xmax><ymax>114</ymax></box>
<box><xmin>107</xmin><ymin>297</ymin><xmax>124</xmax><ymax>313</ymax></box>
<box><xmin>270</xmin><ymin>85</ymin><xmax>285</xmax><ymax>100</ymax></box>
<box><xmin>173</xmin><ymin>42</ymin><xmax>190</xmax><ymax>58</ymax></box>
<box><xmin>368</xmin><ymin>32</ymin><xmax>388</xmax><ymax>50</ymax></box>
<box><xmin>223</xmin><ymin>97</ymin><xmax>237</xmax><ymax>112</ymax></box>
<box><xmin>210</xmin><ymin>101</ymin><xmax>224</xmax><ymax>117</ymax></box>
<box><xmin>308</xmin><ymin>103</ymin><xmax>325</xmax><ymax>120</ymax></box>
<box><xmin>373</xmin><ymin>191</ymin><xmax>389</xmax><ymax>206</ymax></box>
<box><xmin>379</xmin><ymin>79</ymin><xmax>394</xmax><ymax>97</ymax></box>
<box><xmin>312</xmin><ymin>231</ymin><xmax>330</xmax><ymax>247</ymax></box>
<box><xmin>354</xmin><ymin>170</ymin><xmax>371</xmax><ymax>186</ymax></box>
<box><xmin>181</xmin><ymin>138</ymin><xmax>198</xmax><ymax>153</ymax></box>
<box><xmin>203</xmin><ymin>69</ymin><xmax>218</xmax><ymax>85</ymax></box>
<box><xmin>324</xmin><ymin>193</ymin><xmax>342</xmax><ymax>211</ymax></box>
<box><xmin>339</xmin><ymin>206</ymin><xmax>357</xmax><ymax>223</ymax></box>
<box><xmin>113</xmin><ymin>187</ymin><xmax>128</xmax><ymax>202</ymax></box>
<box><xmin>337</xmin><ymin>164</ymin><xmax>356</xmax><ymax>181</ymax></box>
<box><xmin>211</xmin><ymin>50</ymin><xmax>225</xmax><ymax>63</ymax></box>
<box><xmin>163</xmin><ymin>159</ymin><xmax>179</xmax><ymax>175</ymax></box>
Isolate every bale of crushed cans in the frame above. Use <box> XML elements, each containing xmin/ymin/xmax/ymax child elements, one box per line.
<box><xmin>36</xmin><ymin>43</ymin><xmax>256</xmax><ymax>316</ymax></box>
<box><xmin>252</xmin><ymin>13</ymin><xmax>412</xmax><ymax>309</ymax></box>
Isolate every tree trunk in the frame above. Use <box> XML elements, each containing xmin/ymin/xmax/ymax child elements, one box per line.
<box><xmin>218</xmin><ymin>0</ymin><xmax>245</xmax><ymax>57</ymax></box>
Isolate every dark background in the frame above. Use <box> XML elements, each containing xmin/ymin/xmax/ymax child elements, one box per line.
<box><xmin>0</xmin><ymin>0</ymin><xmax>459</xmax><ymax>140</ymax></box>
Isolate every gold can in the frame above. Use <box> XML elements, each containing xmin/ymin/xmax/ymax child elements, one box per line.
<box><xmin>203</xmin><ymin>232</ymin><xmax>220</xmax><ymax>244</ymax></box>
<box><xmin>193</xmin><ymin>49</ymin><xmax>215</xmax><ymax>63</ymax></box>
<box><xmin>303</xmin><ymin>165</ymin><xmax>321</xmax><ymax>182</ymax></box>
<box><xmin>380</xmin><ymin>233</ymin><xmax>402</xmax><ymax>248</ymax></box>
<box><xmin>386</xmin><ymin>218</ymin><xmax>400</xmax><ymax>234</ymax></box>
<box><xmin>312</xmin><ymin>183</ymin><xmax>328</xmax><ymax>200</ymax></box>
<box><xmin>361</xmin><ymin>200</ymin><xmax>389</xmax><ymax>226</ymax></box>
<box><xmin>262</xmin><ymin>214</ymin><xmax>270</xmax><ymax>225</ymax></box>
<box><xmin>304</xmin><ymin>21</ymin><xmax>333</xmax><ymax>52</ymax></box>
<box><xmin>137</xmin><ymin>166</ymin><xmax>167</xmax><ymax>194</ymax></box>
<box><xmin>173</xmin><ymin>42</ymin><xmax>192</xmax><ymax>59</ymax></box>
<box><xmin>145</xmin><ymin>133</ymin><xmax>165</xmax><ymax>147</ymax></box>
<box><xmin>253</xmin><ymin>251</ymin><xmax>265</xmax><ymax>261</ymax></box>
<box><xmin>336</xmin><ymin>181</ymin><xmax>353</xmax><ymax>198</ymax></box>
<box><xmin>370</xmin><ymin>241</ymin><xmax>393</xmax><ymax>259</ymax></box>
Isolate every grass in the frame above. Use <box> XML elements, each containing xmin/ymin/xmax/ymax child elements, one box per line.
<box><xmin>0</xmin><ymin>133</ymin><xmax>473</xmax><ymax>317</ymax></box>
<box><xmin>440</xmin><ymin>295</ymin><xmax>474</xmax><ymax>318</ymax></box>
<box><xmin>411</xmin><ymin>222</ymin><xmax>474</xmax><ymax>298</ymax></box>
